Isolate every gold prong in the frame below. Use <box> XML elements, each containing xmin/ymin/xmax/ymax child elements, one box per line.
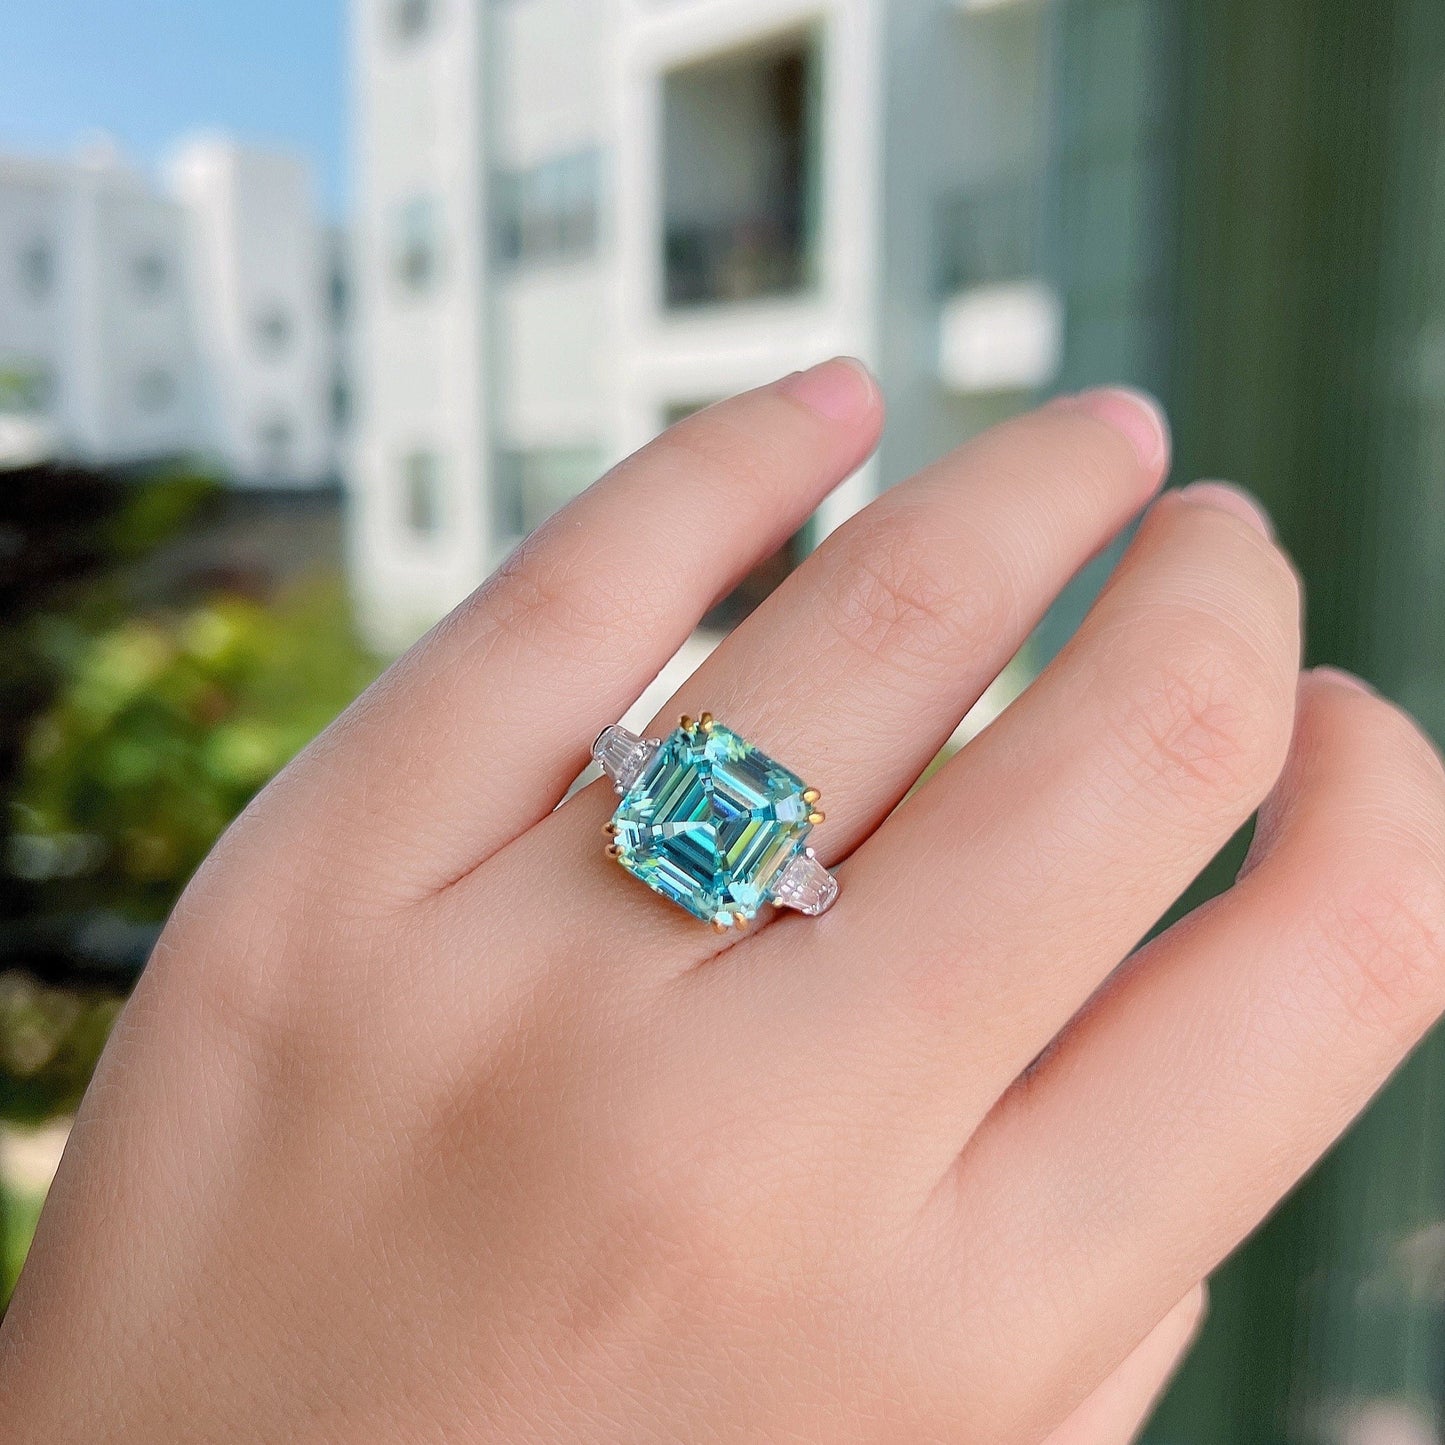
<box><xmin>711</xmin><ymin>918</ymin><xmax>727</xmax><ymax>933</ymax></box>
<box><xmin>602</xmin><ymin>821</ymin><xmax>619</xmax><ymax>836</ymax></box>
<box><xmin>604</xmin><ymin>843</ymin><xmax>621</xmax><ymax>858</ymax></box>
<box><xmin>771</xmin><ymin>898</ymin><xmax>785</xmax><ymax>908</ymax></box>
<box><xmin>679</xmin><ymin>714</ymin><xmax>696</xmax><ymax>733</ymax></box>
<box><xmin>808</xmin><ymin>810</ymin><xmax>825</xmax><ymax>825</ymax></box>
<box><xmin>698</xmin><ymin>711</ymin><xmax>715</xmax><ymax>732</ymax></box>
<box><xmin>802</xmin><ymin>788</ymin><xmax>821</xmax><ymax>804</ymax></box>
<box><xmin>734</xmin><ymin>913</ymin><xmax>748</xmax><ymax>930</ymax></box>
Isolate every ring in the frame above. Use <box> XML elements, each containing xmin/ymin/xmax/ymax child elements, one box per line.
<box><xmin>593</xmin><ymin>713</ymin><xmax>839</xmax><ymax>931</ymax></box>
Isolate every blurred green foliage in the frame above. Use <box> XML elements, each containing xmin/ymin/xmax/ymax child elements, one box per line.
<box><xmin>1</xmin><ymin>1176</ymin><xmax>46</xmax><ymax>1302</ymax></box>
<box><xmin>2</xmin><ymin>575</ymin><xmax>377</xmax><ymax>1138</ymax></box>
<box><xmin>1</xmin><ymin>453</ymin><xmax>375</xmax><ymax>1304</ymax></box>
<box><xmin>0</xmin><ymin>975</ymin><xmax>120</xmax><ymax>1125</ymax></box>
<box><xmin>105</xmin><ymin>466</ymin><xmax>218</xmax><ymax>565</ymax></box>
<box><xmin>13</xmin><ymin>578</ymin><xmax>379</xmax><ymax>924</ymax></box>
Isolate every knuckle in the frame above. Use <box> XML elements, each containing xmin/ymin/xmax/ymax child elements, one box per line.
<box><xmin>1107</xmin><ymin>614</ymin><xmax>1292</xmax><ymax>808</ymax></box>
<box><xmin>821</xmin><ymin>508</ymin><xmax>1011</xmax><ymax>672</ymax></box>
<box><xmin>478</xmin><ymin>527</ymin><xmax>657</xmax><ymax>655</ymax></box>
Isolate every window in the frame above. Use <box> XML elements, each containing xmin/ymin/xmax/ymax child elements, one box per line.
<box><xmin>18</xmin><ymin>238</ymin><xmax>53</xmax><ymax>300</ymax></box>
<box><xmin>495</xmin><ymin>151</ymin><xmax>601</xmax><ymax>266</ymax></box>
<box><xmin>258</xmin><ymin>417</ymin><xmax>294</xmax><ymax>477</ymax></box>
<box><xmin>132</xmin><ymin>250</ymin><xmax>168</xmax><ymax>299</ymax></box>
<box><xmin>661</xmin><ymin>36</ymin><xmax>818</xmax><ymax>308</ymax></box>
<box><xmin>936</xmin><ymin>174</ymin><xmax>1046</xmax><ymax>293</ymax></box>
<box><xmin>254</xmin><ymin>305</ymin><xmax>293</xmax><ymax>355</ymax></box>
<box><xmin>395</xmin><ymin>197</ymin><xmax>440</xmax><ymax>291</ymax></box>
<box><xmin>393</xmin><ymin>0</ymin><xmax>433</xmax><ymax>42</ymax></box>
<box><xmin>402</xmin><ymin>450</ymin><xmax>442</xmax><ymax>537</ymax></box>
<box><xmin>134</xmin><ymin>368</ymin><xmax>175</xmax><ymax>413</ymax></box>
<box><xmin>494</xmin><ymin>446</ymin><xmax>603</xmax><ymax>538</ymax></box>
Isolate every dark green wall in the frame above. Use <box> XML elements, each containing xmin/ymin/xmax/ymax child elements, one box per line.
<box><xmin>1050</xmin><ymin>1</ymin><xmax>1445</xmax><ymax>1437</ymax></box>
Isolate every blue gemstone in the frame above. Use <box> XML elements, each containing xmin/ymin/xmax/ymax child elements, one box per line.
<box><xmin>611</xmin><ymin>721</ymin><xmax>814</xmax><ymax>926</ymax></box>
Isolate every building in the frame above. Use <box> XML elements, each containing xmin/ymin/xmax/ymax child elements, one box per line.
<box><xmin>322</xmin><ymin>225</ymin><xmax>354</xmax><ymax>479</ymax></box>
<box><xmin>0</xmin><ymin>141</ymin><xmax>205</xmax><ymax>469</ymax></box>
<box><xmin>0</xmin><ymin>138</ymin><xmax>344</xmax><ymax>492</ymax></box>
<box><xmin>349</xmin><ymin>0</ymin><xmax>1060</xmax><ymax>651</ymax></box>
<box><xmin>167</xmin><ymin>138</ymin><xmax>340</xmax><ymax>490</ymax></box>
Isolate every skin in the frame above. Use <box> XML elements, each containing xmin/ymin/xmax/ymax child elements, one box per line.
<box><xmin>2</xmin><ymin>358</ymin><xmax>1443</xmax><ymax>1443</ymax></box>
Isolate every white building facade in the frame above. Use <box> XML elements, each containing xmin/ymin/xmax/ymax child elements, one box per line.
<box><xmin>167</xmin><ymin>139</ymin><xmax>340</xmax><ymax>489</ymax></box>
<box><xmin>0</xmin><ymin>145</ymin><xmax>205</xmax><ymax>467</ymax></box>
<box><xmin>0</xmin><ymin>139</ymin><xmax>343</xmax><ymax>489</ymax></box>
<box><xmin>350</xmin><ymin>0</ymin><xmax>1058</xmax><ymax>651</ymax></box>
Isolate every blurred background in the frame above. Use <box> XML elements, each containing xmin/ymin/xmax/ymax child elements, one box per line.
<box><xmin>1</xmin><ymin>1</ymin><xmax>1442</xmax><ymax>1439</ymax></box>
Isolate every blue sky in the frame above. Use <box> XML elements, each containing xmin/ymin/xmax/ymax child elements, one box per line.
<box><xmin>0</xmin><ymin>0</ymin><xmax>347</xmax><ymax>215</ymax></box>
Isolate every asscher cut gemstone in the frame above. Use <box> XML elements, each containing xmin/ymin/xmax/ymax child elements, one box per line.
<box><xmin>611</xmin><ymin>720</ymin><xmax>815</xmax><ymax>927</ymax></box>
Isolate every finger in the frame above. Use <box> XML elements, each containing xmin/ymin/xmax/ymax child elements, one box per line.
<box><xmin>266</xmin><ymin>360</ymin><xmax>882</xmax><ymax>906</ymax></box>
<box><xmin>482</xmin><ymin>388</ymin><xmax>1169</xmax><ymax>960</ymax></box>
<box><xmin>946</xmin><ymin>669</ymin><xmax>1445</xmax><ymax>1390</ymax></box>
<box><xmin>642</xmin><ymin>388</ymin><xmax>1170</xmax><ymax>862</ymax></box>
<box><xmin>687</xmin><ymin>485</ymin><xmax>1300</xmax><ymax>1188</ymax></box>
<box><xmin>1042</xmin><ymin>1286</ymin><xmax>1205</xmax><ymax>1445</ymax></box>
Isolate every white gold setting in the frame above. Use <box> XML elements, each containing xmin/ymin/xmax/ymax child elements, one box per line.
<box><xmin>592</xmin><ymin>724</ymin><xmax>660</xmax><ymax>795</ymax></box>
<box><xmin>770</xmin><ymin>848</ymin><xmax>839</xmax><ymax>916</ymax></box>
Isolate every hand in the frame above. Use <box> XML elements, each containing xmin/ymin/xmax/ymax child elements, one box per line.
<box><xmin>4</xmin><ymin>361</ymin><xmax>1442</xmax><ymax>1444</ymax></box>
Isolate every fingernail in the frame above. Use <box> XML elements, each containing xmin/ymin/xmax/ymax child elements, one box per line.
<box><xmin>1312</xmin><ymin>665</ymin><xmax>1376</xmax><ymax>697</ymax></box>
<box><xmin>778</xmin><ymin>356</ymin><xmax>878</xmax><ymax>423</ymax></box>
<box><xmin>1176</xmin><ymin>481</ymin><xmax>1274</xmax><ymax>539</ymax></box>
<box><xmin>1068</xmin><ymin>386</ymin><xmax>1170</xmax><ymax>472</ymax></box>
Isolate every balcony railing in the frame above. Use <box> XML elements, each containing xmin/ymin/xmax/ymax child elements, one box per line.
<box><xmin>663</xmin><ymin>216</ymin><xmax>810</xmax><ymax>310</ymax></box>
<box><xmin>936</xmin><ymin>175</ymin><xmax>1046</xmax><ymax>294</ymax></box>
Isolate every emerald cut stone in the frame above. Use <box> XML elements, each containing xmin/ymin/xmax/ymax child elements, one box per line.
<box><xmin>610</xmin><ymin>721</ymin><xmax>815</xmax><ymax>927</ymax></box>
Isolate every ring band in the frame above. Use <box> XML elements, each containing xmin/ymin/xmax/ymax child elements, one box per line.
<box><xmin>594</xmin><ymin>714</ymin><xmax>839</xmax><ymax>930</ymax></box>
